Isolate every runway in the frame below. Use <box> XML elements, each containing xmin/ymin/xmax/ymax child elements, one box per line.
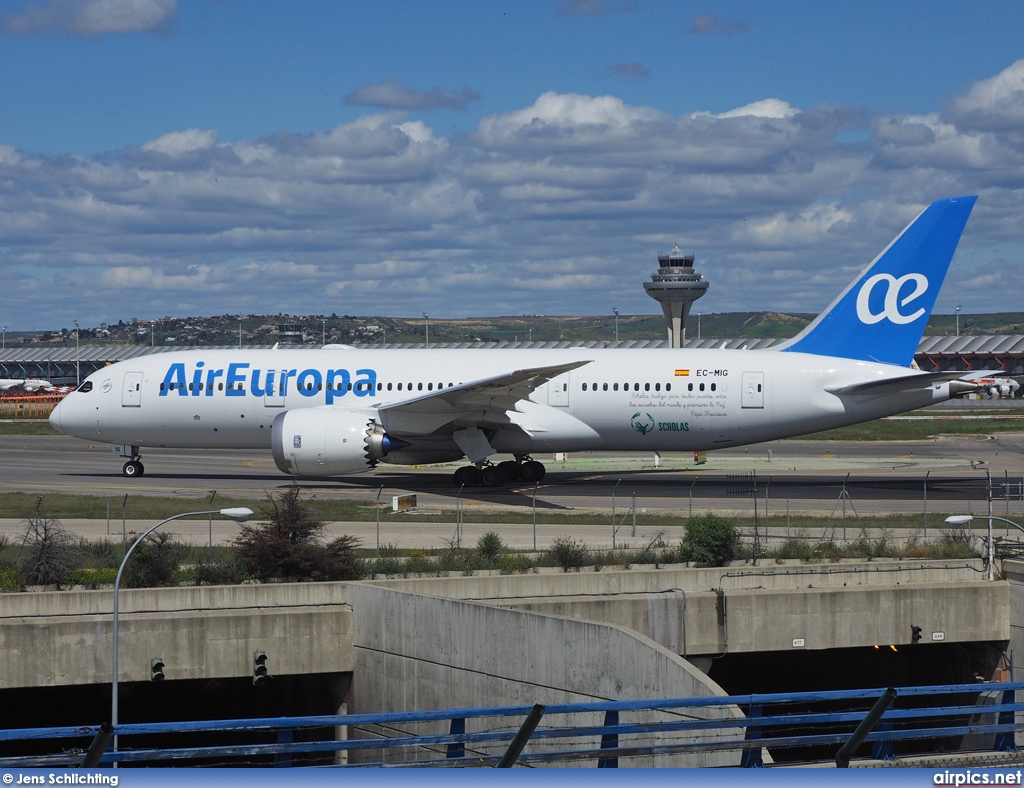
<box><xmin>4</xmin><ymin>433</ymin><xmax>1022</xmax><ymax>509</ymax></box>
<box><xmin>3</xmin><ymin>433</ymin><xmax>1023</xmax><ymax>549</ymax></box>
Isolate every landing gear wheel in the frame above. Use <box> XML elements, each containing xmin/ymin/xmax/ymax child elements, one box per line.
<box><xmin>497</xmin><ymin>460</ymin><xmax>521</xmax><ymax>482</ymax></box>
<box><xmin>122</xmin><ymin>460</ymin><xmax>145</xmax><ymax>478</ymax></box>
<box><xmin>520</xmin><ymin>460</ymin><xmax>545</xmax><ymax>483</ymax></box>
<box><xmin>480</xmin><ymin>466</ymin><xmax>503</xmax><ymax>486</ymax></box>
<box><xmin>453</xmin><ymin>465</ymin><xmax>479</xmax><ymax>486</ymax></box>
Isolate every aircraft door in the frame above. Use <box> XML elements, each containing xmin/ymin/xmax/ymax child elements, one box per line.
<box><xmin>121</xmin><ymin>371</ymin><xmax>143</xmax><ymax>407</ymax></box>
<box><xmin>547</xmin><ymin>373</ymin><xmax>570</xmax><ymax>407</ymax></box>
<box><xmin>741</xmin><ymin>372</ymin><xmax>764</xmax><ymax>408</ymax></box>
<box><xmin>264</xmin><ymin>371</ymin><xmax>286</xmax><ymax>407</ymax></box>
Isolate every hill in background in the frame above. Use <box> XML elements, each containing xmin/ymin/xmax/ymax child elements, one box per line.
<box><xmin>7</xmin><ymin>311</ymin><xmax>1024</xmax><ymax>348</ymax></box>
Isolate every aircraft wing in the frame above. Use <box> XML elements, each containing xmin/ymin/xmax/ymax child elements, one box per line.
<box><xmin>376</xmin><ymin>359</ymin><xmax>592</xmax><ymax>435</ymax></box>
<box><xmin>826</xmin><ymin>370</ymin><xmax>978</xmax><ymax>397</ymax></box>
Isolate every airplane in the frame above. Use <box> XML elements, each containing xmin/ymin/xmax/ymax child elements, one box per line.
<box><xmin>50</xmin><ymin>196</ymin><xmax>980</xmax><ymax>485</ymax></box>
<box><xmin>958</xmin><ymin>371</ymin><xmax>1021</xmax><ymax>399</ymax></box>
<box><xmin>0</xmin><ymin>378</ymin><xmax>56</xmax><ymax>392</ymax></box>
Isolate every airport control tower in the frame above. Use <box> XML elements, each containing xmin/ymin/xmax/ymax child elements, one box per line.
<box><xmin>643</xmin><ymin>245</ymin><xmax>709</xmax><ymax>347</ymax></box>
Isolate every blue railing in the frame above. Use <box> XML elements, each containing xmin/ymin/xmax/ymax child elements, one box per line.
<box><xmin>0</xmin><ymin>682</ymin><xmax>1020</xmax><ymax>768</ymax></box>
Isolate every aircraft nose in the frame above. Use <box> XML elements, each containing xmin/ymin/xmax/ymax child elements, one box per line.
<box><xmin>48</xmin><ymin>399</ymin><xmax>65</xmax><ymax>434</ymax></box>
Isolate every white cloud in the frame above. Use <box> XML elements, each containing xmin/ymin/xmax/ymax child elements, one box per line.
<box><xmin>948</xmin><ymin>59</ymin><xmax>1024</xmax><ymax>131</ymax></box>
<box><xmin>1</xmin><ymin>0</ymin><xmax>176</xmax><ymax>37</ymax></box>
<box><xmin>3</xmin><ymin>64</ymin><xmax>1024</xmax><ymax>327</ymax></box>
<box><xmin>141</xmin><ymin>128</ymin><xmax>218</xmax><ymax>157</ymax></box>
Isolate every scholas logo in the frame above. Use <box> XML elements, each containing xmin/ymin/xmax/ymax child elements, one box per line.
<box><xmin>631</xmin><ymin>412</ymin><xmax>654</xmax><ymax>435</ymax></box>
<box><xmin>158</xmin><ymin>362</ymin><xmax>377</xmax><ymax>405</ymax></box>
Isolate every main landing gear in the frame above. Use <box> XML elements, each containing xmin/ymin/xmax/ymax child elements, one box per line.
<box><xmin>452</xmin><ymin>456</ymin><xmax>546</xmax><ymax>487</ymax></box>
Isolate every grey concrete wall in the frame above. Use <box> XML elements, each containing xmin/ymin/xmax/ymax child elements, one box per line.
<box><xmin>349</xmin><ymin>583</ymin><xmax>746</xmax><ymax>768</ymax></box>
<box><xmin>0</xmin><ymin>582</ymin><xmax>352</xmax><ymax>688</ymax></box>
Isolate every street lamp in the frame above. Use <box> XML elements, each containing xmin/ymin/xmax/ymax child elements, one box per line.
<box><xmin>946</xmin><ymin>513</ymin><xmax>1023</xmax><ymax>582</ymax></box>
<box><xmin>698</xmin><ymin>312</ymin><xmax>702</xmax><ymax>341</ymax></box>
<box><xmin>74</xmin><ymin>320</ymin><xmax>80</xmax><ymax>387</ymax></box>
<box><xmin>111</xmin><ymin>507</ymin><xmax>253</xmax><ymax>758</ymax></box>
<box><xmin>423</xmin><ymin>312</ymin><xmax>429</xmax><ymax>347</ymax></box>
<box><xmin>613</xmin><ymin>307</ymin><xmax>619</xmax><ymax>343</ymax></box>
<box><xmin>956</xmin><ymin>305</ymin><xmax>962</xmax><ymax>337</ymax></box>
<box><xmin>2</xmin><ymin>325</ymin><xmax>6</xmax><ymax>349</ymax></box>
<box><xmin>322</xmin><ymin>318</ymin><xmax>326</xmax><ymax>346</ymax></box>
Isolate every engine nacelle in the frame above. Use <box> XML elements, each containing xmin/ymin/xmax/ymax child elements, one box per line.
<box><xmin>270</xmin><ymin>407</ymin><xmax>402</xmax><ymax>477</ymax></box>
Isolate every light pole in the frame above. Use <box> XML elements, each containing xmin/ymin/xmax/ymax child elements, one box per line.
<box><xmin>74</xmin><ymin>320</ymin><xmax>80</xmax><ymax>386</ymax></box>
<box><xmin>2</xmin><ymin>325</ymin><xmax>5</xmax><ymax>349</ymax></box>
<box><xmin>956</xmin><ymin>305</ymin><xmax>962</xmax><ymax>337</ymax></box>
<box><xmin>423</xmin><ymin>312</ymin><xmax>429</xmax><ymax>347</ymax></box>
<box><xmin>322</xmin><ymin>318</ymin><xmax>326</xmax><ymax>346</ymax></box>
<box><xmin>111</xmin><ymin>507</ymin><xmax>253</xmax><ymax>758</ymax></box>
<box><xmin>945</xmin><ymin>513</ymin><xmax>1022</xmax><ymax>582</ymax></box>
<box><xmin>698</xmin><ymin>312</ymin><xmax>702</xmax><ymax>341</ymax></box>
<box><xmin>613</xmin><ymin>307</ymin><xmax>619</xmax><ymax>343</ymax></box>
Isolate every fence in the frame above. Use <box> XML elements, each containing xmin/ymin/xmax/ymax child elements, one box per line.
<box><xmin>0</xmin><ymin>682</ymin><xmax>1021</xmax><ymax>768</ymax></box>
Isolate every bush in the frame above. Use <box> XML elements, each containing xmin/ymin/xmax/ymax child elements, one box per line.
<box><xmin>477</xmin><ymin>532</ymin><xmax>505</xmax><ymax>565</ymax></box>
<box><xmin>547</xmin><ymin>536</ymin><xmax>589</xmax><ymax>572</ymax></box>
<box><xmin>121</xmin><ymin>531</ymin><xmax>186</xmax><ymax>588</ymax></box>
<box><xmin>680</xmin><ymin>514</ymin><xmax>739</xmax><ymax>567</ymax></box>
<box><xmin>496</xmin><ymin>553</ymin><xmax>533</xmax><ymax>574</ymax></box>
<box><xmin>68</xmin><ymin>567</ymin><xmax>117</xmax><ymax>589</ymax></box>
<box><xmin>234</xmin><ymin>489</ymin><xmax>365</xmax><ymax>582</ymax></box>
<box><xmin>0</xmin><ymin>564</ymin><xmax>25</xmax><ymax>592</ymax></box>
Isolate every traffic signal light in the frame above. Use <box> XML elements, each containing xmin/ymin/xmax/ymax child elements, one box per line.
<box><xmin>150</xmin><ymin>657</ymin><xmax>165</xmax><ymax>681</ymax></box>
<box><xmin>911</xmin><ymin>625</ymin><xmax>922</xmax><ymax>644</ymax></box>
<box><xmin>253</xmin><ymin>650</ymin><xmax>268</xmax><ymax>686</ymax></box>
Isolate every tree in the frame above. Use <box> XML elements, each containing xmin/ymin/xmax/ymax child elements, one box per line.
<box><xmin>18</xmin><ymin>516</ymin><xmax>81</xmax><ymax>589</ymax></box>
<box><xmin>121</xmin><ymin>531</ymin><xmax>186</xmax><ymax>588</ymax></box>
<box><xmin>680</xmin><ymin>514</ymin><xmax>740</xmax><ymax>567</ymax></box>
<box><xmin>234</xmin><ymin>488</ymin><xmax>365</xmax><ymax>582</ymax></box>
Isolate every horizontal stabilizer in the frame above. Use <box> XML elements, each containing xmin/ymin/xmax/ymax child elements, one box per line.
<box><xmin>826</xmin><ymin>370</ymin><xmax>978</xmax><ymax>397</ymax></box>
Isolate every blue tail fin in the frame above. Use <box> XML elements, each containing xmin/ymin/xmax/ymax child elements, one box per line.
<box><xmin>779</xmin><ymin>196</ymin><xmax>977</xmax><ymax>366</ymax></box>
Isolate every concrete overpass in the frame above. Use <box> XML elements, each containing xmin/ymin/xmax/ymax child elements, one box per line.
<box><xmin>2</xmin><ymin>557</ymin><xmax>1018</xmax><ymax>765</ymax></box>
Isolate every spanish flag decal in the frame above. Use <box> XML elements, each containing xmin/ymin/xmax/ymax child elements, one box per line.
<box><xmin>675</xmin><ymin>369</ymin><xmax>689</xmax><ymax>376</ymax></box>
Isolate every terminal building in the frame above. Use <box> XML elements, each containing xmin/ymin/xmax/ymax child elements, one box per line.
<box><xmin>1</xmin><ymin>335</ymin><xmax>1023</xmax><ymax>394</ymax></box>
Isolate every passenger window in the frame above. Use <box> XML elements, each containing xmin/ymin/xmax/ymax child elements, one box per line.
<box><xmin>666</xmin><ymin>383</ymin><xmax>671</xmax><ymax>392</ymax></box>
<box><xmin>387</xmin><ymin>382</ymin><xmax>393</xmax><ymax>391</ymax></box>
<box><xmin>160</xmin><ymin>383</ymin><xmax>165</xmax><ymax>391</ymax></box>
<box><xmin>218</xmin><ymin>383</ymin><xmax>224</xmax><ymax>391</ymax></box>
<box><xmin>603</xmin><ymin>383</ymin><xmax>608</xmax><ymax>391</ymax></box>
<box><xmin>688</xmin><ymin>383</ymin><xmax>693</xmax><ymax>392</ymax></box>
<box><xmin>613</xmin><ymin>383</ymin><xmax>619</xmax><ymax>391</ymax></box>
<box><xmin>428</xmin><ymin>382</ymin><xmax>433</xmax><ymax>391</ymax></box>
<box><xmin>699</xmin><ymin>383</ymin><xmax>705</xmax><ymax>391</ymax></box>
<box><xmin>710</xmin><ymin>383</ymin><xmax>716</xmax><ymax>392</ymax></box>
<box><xmin>634</xmin><ymin>383</ymin><xmax>640</xmax><ymax>392</ymax></box>
<box><xmin>418</xmin><ymin>382</ymin><xmax>423</xmax><ymax>391</ymax></box>
<box><xmin>655</xmin><ymin>383</ymin><xmax>660</xmax><ymax>391</ymax></box>
<box><xmin>644</xmin><ymin>383</ymin><xmax>650</xmax><ymax>392</ymax></box>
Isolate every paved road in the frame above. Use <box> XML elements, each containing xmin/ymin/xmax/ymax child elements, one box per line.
<box><xmin>3</xmin><ymin>434</ymin><xmax>1023</xmax><ymax>548</ymax></box>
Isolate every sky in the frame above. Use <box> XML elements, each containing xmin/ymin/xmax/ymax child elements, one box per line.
<box><xmin>1</xmin><ymin>0</ymin><xmax>1024</xmax><ymax>330</ymax></box>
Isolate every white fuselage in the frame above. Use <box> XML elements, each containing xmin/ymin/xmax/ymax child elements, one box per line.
<box><xmin>50</xmin><ymin>346</ymin><xmax>952</xmax><ymax>459</ymax></box>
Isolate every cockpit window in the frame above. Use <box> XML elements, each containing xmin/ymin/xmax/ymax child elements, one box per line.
<box><xmin>76</xmin><ymin>381</ymin><xmax>93</xmax><ymax>393</ymax></box>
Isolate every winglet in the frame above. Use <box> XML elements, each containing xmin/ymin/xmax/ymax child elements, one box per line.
<box><xmin>779</xmin><ymin>196</ymin><xmax>977</xmax><ymax>366</ymax></box>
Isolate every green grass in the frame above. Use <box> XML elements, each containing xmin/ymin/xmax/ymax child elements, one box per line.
<box><xmin>0</xmin><ymin>421</ymin><xmax>59</xmax><ymax>435</ymax></box>
<box><xmin>803</xmin><ymin>414</ymin><xmax>1024</xmax><ymax>441</ymax></box>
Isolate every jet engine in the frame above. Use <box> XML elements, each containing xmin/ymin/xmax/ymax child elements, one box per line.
<box><xmin>270</xmin><ymin>407</ymin><xmax>405</xmax><ymax>477</ymax></box>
